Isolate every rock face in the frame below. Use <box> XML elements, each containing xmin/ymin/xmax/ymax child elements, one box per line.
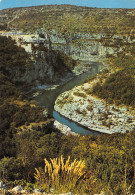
<box><xmin>43</xmin><ymin>29</ymin><xmax>134</xmax><ymax>65</ymax></box>
<box><xmin>35</xmin><ymin>29</ymin><xmax>135</xmax><ymax>71</ymax></box>
<box><xmin>50</xmin><ymin>31</ymin><xmax>115</xmax><ymax>63</ymax></box>
<box><xmin>54</xmin><ymin>79</ymin><xmax>135</xmax><ymax>134</ymax></box>
<box><xmin>0</xmin><ymin>32</ymin><xmax>74</xmax><ymax>88</ymax></box>
<box><xmin>12</xmin><ymin>186</ymin><xmax>23</xmax><ymax>192</ymax></box>
<box><xmin>10</xmin><ymin>49</ymin><xmax>56</xmax><ymax>86</ymax></box>
<box><xmin>0</xmin><ymin>5</ymin><xmax>135</xmax><ymax>88</ymax></box>
<box><xmin>1</xmin><ymin>29</ymin><xmax>134</xmax><ymax>88</ymax></box>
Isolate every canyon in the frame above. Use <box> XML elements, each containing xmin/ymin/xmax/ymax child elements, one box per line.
<box><xmin>0</xmin><ymin>29</ymin><xmax>134</xmax><ymax>88</ymax></box>
<box><xmin>0</xmin><ymin>5</ymin><xmax>135</xmax><ymax>194</ymax></box>
<box><xmin>0</xmin><ymin>5</ymin><xmax>134</xmax><ymax>135</ymax></box>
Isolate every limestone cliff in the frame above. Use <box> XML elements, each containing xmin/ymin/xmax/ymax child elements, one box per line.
<box><xmin>1</xmin><ymin>29</ymin><xmax>134</xmax><ymax>86</ymax></box>
<box><xmin>49</xmin><ymin>30</ymin><xmax>131</xmax><ymax>60</ymax></box>
<box><xmin>0</xmin><ymin>5</ymin><xmax>134</xmax><ymax>83</ymax></box>
<box><xmin>0</xmin><ymin>32</ymin><xmax>76</xmax><ymax>89</ymax></box>
<box><xmin>34</xmin><ymin>28</ymin><xmax>135</xmax><ymax>71</ymax></box>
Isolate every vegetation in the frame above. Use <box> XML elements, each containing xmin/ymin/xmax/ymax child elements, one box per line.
<box><xmin>34</xmin><ymin>155</ymin><xmax>89</xmax><ymax>193</ymax></box>
<box><xmin>93</xmin><ymin>69</ymin><xmax>135</xmax><ymax>106</ymax></box>
<box><xmin>31</xmin><ymin>42</ymin><xmax>77</xmax><ymax>76</ymax></box>
<box><xmin>113</xmin><ymin>54</ymin><xmax>135</xmax><ymax>72</ymax></box>
<box><xmin>0</xmin><ymin>8</ymin><xmax>135</xmax><ymax>194</ymax></box>
<box><xmin>54</xmin><ymin>50</ymin><xmax>77</xmax><ymax>71</ymax></box>
<box><xmin>0</xmin><ymin>36</ymin><xmax>54</xmax><ymax>160</ymax></box>
<box><xmin>0</xmin><ymin>36</ymin><xmax>32</xmax><ymax>70</ymax></box>
<box><xmin>1</xmin><ymin>130</ymin><xmax>135</xmax><ymax>194</ymax></box>
<box><xmin>1</xmin><ymin>5</ymin><xmax>134</xmax><ymax>36</ymax></box>
<box><xmin>92</xmin><ymin>52</ymin><xmax>135</xmax><ymax>107</ymax></box>
<box><xmin>73</xmin><ymin>90</ymin><xmax>87</xmax><ymax>98</ymax></box>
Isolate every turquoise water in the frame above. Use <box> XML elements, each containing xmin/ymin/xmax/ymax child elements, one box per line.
<box><xmin>53</xmin><ymin>111</ymin><xmax>99</xmax><ymax>135</ymax></box>
<box><xmin>34</xmin><ymin>64</ymin><xmax>100</xmax><ymax>113</ymax></box>
<box><xmin>34</xmin><ymin>63</ymin><xmax>101</xmax><ymax>135</ymax></box>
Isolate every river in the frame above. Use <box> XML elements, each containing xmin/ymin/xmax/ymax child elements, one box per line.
<box><xmin>34</xmin><ymin>63</ymin><xmax>102</xmax><ymax>135</ymax></box>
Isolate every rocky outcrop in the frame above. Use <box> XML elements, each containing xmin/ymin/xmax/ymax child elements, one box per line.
<box><xmin>0</xmin><ymin>28</ymin><xmax>134</xmax><ymax>89</ymax></box>
<box><xmin>0</xmin><ymin>32</ymin><xmax>74</xmax><ymax>88</ymax></box>
<box><xmin>33</xmin><ymin>29</ymin><xmax>135</xmax><ymax>77</ymax></box>
<box><xmin>10</xmin><ymin>52</ymin><xmax>55</xmax><ymax>86</ymax></box>
<box><xmin>54</xmin><ymin>78</ymin><xmax>135</xmax><ymax>134</ymax></box>
<box><xmin>54</xmin><ymin>120</ymin><xmax>77</xmax><ymax>136</ymax></box>
<box><xmin>0</xmin><ymin>5</ymin><xmax>135</xmax><ymax>88</ymax></box>
<box><xmin>50</xmin><ymin>31</ymin><xmax>112</xmax><ymax>62</ymax></box>
<box><xmin>47</xmin><ymin>30</ymin><xmax>135</xmax><ymax>66</ymax></box>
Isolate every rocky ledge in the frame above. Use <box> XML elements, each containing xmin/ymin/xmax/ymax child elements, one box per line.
<box><xmin>53</xmin><ymin>120</ymin><xmax>77</xmax><ymax>136</ymax></box>
<box><xmin>54</xmin><ymin>79</ymin><xmax>135</xmax><ymax>134</ymax></box>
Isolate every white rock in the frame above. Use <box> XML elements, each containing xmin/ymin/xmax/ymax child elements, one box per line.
<box><xmin>12</xmin><ymin>186</ymin><xmax>23</xmax><ymax>192</ymax></box>
<box><xmin>54</xmin><ymin>80</ymin><xmax>135</xmax><ymax>134</ymax></box>
<box><xmin>34</xmin><ymin>188</ymin><xmax>41</xmax><ymax>193</ymax></box>
<box><xmin>0</xmin><ymin>181</ymin><xmax>4</xmax><ymax>188</ymax></box>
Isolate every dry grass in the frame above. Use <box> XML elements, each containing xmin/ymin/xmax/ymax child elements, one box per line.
<box><xmin>34</xmin><ymin>155</ymin><xmax>89</xmax><ymax>193</ymax></box>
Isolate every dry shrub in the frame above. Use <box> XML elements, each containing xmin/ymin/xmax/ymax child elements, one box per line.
<box><xmin>34</xmin><ymin>155</ymin><xmax>95</xmax><ymax>193</ymax></box>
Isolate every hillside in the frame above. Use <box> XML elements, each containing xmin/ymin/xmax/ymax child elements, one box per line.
<box><xmin>0</xmin><ymin>5</ymin><xmax>134</xmax><ymax>75</ymax></box>
<box><xmin>0</xmin><ymin>5</ymin><xmax>135</xmax><ymax>35</ymax></box>
<box><xmin>0</xmin><ymin>5</ymin><xmax>135</xmax><ymax>195</ymax></box>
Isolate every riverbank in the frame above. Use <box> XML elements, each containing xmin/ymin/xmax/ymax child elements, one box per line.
<box><xmin>53</xmin><ymin>120</ymin><xmax>77</xmax><ymax>136</ymax></box>
<box><xmin>54</xmin><ymin>75</ymin><xmax>135</xmax><ymax>134</ymax></box>
<box><xmin>33</xmin><ymin>64</ymin><xmax>101</xmax><ymax>115</ymax></box>
<box><xmin>53</xmin><ymin>111</ymin><xmax>100</xmax><ymax>135</ymax></box>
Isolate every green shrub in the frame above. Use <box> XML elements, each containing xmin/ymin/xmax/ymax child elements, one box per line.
<box><xmin>93</xmin><ymin>69</ymin><xmax>135</xmax><ymax>106</ymax></box>
<box><xmin>73</xmin><ymin>91</ymin><xmax>86</xmax><ymax>98</ymax></box>
<box><xmin>25</xmin><ymin>183</ymin><xmax>34</xmax><ymax>192</ymax></box>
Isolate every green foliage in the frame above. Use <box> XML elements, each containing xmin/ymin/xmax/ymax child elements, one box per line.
<box><xmin>93</xmin><ymin>70</ymin><xmax>135</xmax><ymax>106</ymax></box>
<box><xmin>0</xmin><ymin>128</ymin><xmax>135</xmax><ymax>194</ymax></box>
<box><xmin>0</xmin><ymin>36</ymin><xmax>53</xmax><ymax>160</ymax></box>
<box><xmin>0</xmin><ymin>157</ymin><xmax>24</xmax><ymax>181</ymax></box>
<box><xmin>14</xmin><ymin>132</ymin><xmax>65</xmax><ymax>182</ymax></box>
<box><xmin>0</xmin><ymin>80</ymin><xmax>20</xmax><ymax>103</ymax></box>
<box><xmin>130</xmin><ymin>45</ymin><xmax>135</xmax><ymax>55</ymax></box>
<box><xmin>0</xmin><ymin>36</ymin><xmax>31</xmax><ymax>105</ymax></box>
<box><xmin>54</xmin><ymin>50</ymin><xmax>77</xmax><ymax>71</ymax></box>
<box><xmin>0</xmin><ymin>23</ymin><xmax>8</xmax><ymax>30</ymax></box>
<box><xmin>0</xmin><ymin>131</ymin><xmax>78</xmax><ymax>183</ymax></box>
<box><xmin>73</xmin><ymin>91</ymin><xmax>86</xmax><ymax>98</ymax></box>
<box><xmin>24</xmin><ymin>183</ymin><xmax>34</xmax><ymax>192</ymax></box>
<box><xmin>113</xmin><ymin>54</ymin><xmax>135</xmax><ymax>72</ymax></box>
<box><xmin>71</xmin><ymin>132</ymin><xmax>135</xmax><ymax>194</ymax></box>
<box><xmin>0</xmin><ymin>36</ymin><xmax>32</xmax><ymax>70</ymax></box>
<box><xmin>7</xmin><ymin>179</ymin><xmax>27</xmax><ymax>188</ymax></box>
<box><xmin>92</xmin><ymin>53</ymin><xmax>135</xmax><ymax>107</ymax></box>
<box><xmin>2</xmin><ymin>5</ymin><xmax>134</xmax><ymax>36</ymax></box>
<box><xmin>0</xmin><ymin>99</ymin><xmax>49</xmax><ymax>158</ymax></box>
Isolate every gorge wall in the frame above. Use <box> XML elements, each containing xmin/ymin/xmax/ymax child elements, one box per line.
<box><xmin>0</xmin><ymin>32</ymin><xmax>76</xmax><ymax>89</ymax></box>
<box><xmin>1</xmin><ymin>29</ymin><xmax>134</xmax><ymax>87</ymax></box>
<box><xmin>0</xmin><ymin>5</ymin><xmax>134</xmax><ymax>87</ymax></box>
